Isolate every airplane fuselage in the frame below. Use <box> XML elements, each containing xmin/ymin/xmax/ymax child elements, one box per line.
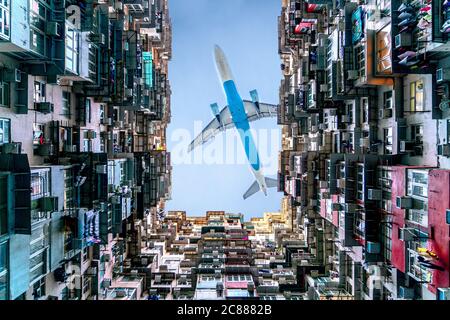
<box><xmin>215</xmin><ymin>46</ymin><xmax>268</xmax><ymax>195</ymax></box>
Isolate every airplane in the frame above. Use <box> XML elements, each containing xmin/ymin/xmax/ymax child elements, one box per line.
<box><xmin>188</xmin><ymin>45</ymin><xmax>279</xmax><ymax>200</ymax></box>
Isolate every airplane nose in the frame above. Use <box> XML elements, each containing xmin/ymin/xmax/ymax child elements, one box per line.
<box><xmin>213</xmin><ymin>45</ymin><xmax>233</xmax><ymax>83</ymax></box>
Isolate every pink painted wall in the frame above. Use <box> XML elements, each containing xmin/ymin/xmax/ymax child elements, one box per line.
<box><xmin>427</xmin><ymin>170</ymin><xmax>450</xmax><ymax>292</ymax></box>
<box><xmin>391</xmin><ymin>166</ymin><xmax>407</xmax><ymax>273</ymax></box>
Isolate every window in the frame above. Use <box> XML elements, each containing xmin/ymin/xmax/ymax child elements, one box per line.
<box><xmin>34</xmin><ymin>81</ymin><xmax>46</xmax><ymax>103</ymax></box>
<box><xmin>30</xmin><ymin>169</ymin><xmax>50</xmax><ymax>200</ymax></box>
<box><xmin>407</xmin><ymin>170</ymin><xmax>428</xmax><ymax>198</ymax></box>
<box><xmin>86</xmin><ymin>99</ymin><xmax>91</xmax><ymax>124</ymax></box>
<box><xmin>32</xmin><ymin>278</ymin><xmax>46</xmax><ymax>299</ymax></box>
<box><xmin>409</xmin><ymin>80</ymin><xmax>424</xmax><ymax>112</ymax></box>
<box><xmin>383</xmin><ymin>128</ymin><xmax>392</xmax><ymax>154</ymax></box>
<box><xmin>0</xmin><ymin>71</ymin><xmax>10</xmax><ymax>108</ymax></box>
<box><xmin>33</xmin><ymin>123</ymin><xmax>45</xmax><ymax>146</ymax></box>
<box><xmin>99</xmin><ymin>104</ymin><xmax>105</xmax><ymax>123</ymax></box>
<box><xmin>0</xmin><ymin>175</ymin><xmax>7</xmax><ymax>235</ymax></box>
<box><xmin>62</xmin><ymin>91</ymin><xmax>71</xmax><ymax>117</ymax></box>
<box><xmin>383</xmin><ymin>91</ymin><xmax>393</xmax><ymax>109</ymax></box>
<box><xmin>0</xmin><ymin>0</ymin><xmax>10</xmax><ymax>40</ymax></box>
<box><xmin>0</xmin><ymin>118</ymin><xmax>10</xmax><ymax>145</ymax></box>
<box><xmin>65</xmin><ymin>23</ymin><xmax>79</xmax><ymax>73</ymax></box>
<box><xmin>0</xmin><ymin>241</ymin><xmax>7</xmax><ymax>300</ymax></box>
<box><xmin>381</xmin><ymin>217</ymin><xmax>392</xmax><ymax>262</ymax></box>
<box><xmin>64</xmin><ymin>168</ymin><xmax>74</xmax><ymax>210</ymax></box>
<box><xmin>407</xmin><ymin>233</ymin><xmax>432</xmax><ymax>283</ymax></box>
<box><xmin>355</xmin><ymin>45</ymin><xmax>366</xmax><ymax>79</ymax></box>
<box><xmin>361</xmin><ymin>98</ymin><xmax>368</xmax><ymax>124</ymax></box>
<box><xmin>82</xmin><ymin>276</ymin><xmax>91</xmax><ymax>295</ymax></box>
<box><xmin>411</xmin><ymin>124</ymin><xmax>424</xmax><ymax>144</ymax></box>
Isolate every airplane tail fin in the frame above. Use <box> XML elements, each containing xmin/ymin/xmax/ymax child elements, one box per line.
<box><xmin>264</xmin><ymin>177</ymin><xmax>278</xmax><ymax>188</ymax></box>
<box><xmin>243</xmin><ymin>177</ymin><xmax>278</xmax><ymax>200</ymax></box>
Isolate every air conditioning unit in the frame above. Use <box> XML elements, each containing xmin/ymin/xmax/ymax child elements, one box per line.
<box><xmin>383</xmin><ymin>108</ymin><xmax>393</xmax><ymax>118</ymax></box>
<box><xmin>39</xmin><ymin>197</ymin><xmax>58</xmax><ymax>212</ymax></box>
<box><xmin>86</xmin><ymin>131</ymin><xmax>97</xmax><ymax>139</ymax></box>
<box><xmin>331</xmin><ymin>203</ymin><xmax>342</xmax><ymax>211</ymax></box>
<box><xmin>107</xmin><ymin>118</ymin><xmax>113</xmax><ymax>125</ymax></box>
<box><xmin>46</xmin><ymin>22</ymin><xmax>60</xmax><ymax>36</ymax></box>
<box><xmin>322</xmin><ymin>192</ymin><xmax>331</xmax><ymax>199</ymax></box>
<box><xmin>341</xmin><ymin>115</ymin><xmax>350</xmax><ymax>123</ymax></box>
<box><xmin>366</xmin><ymin>241</ymin><xmax>381</xmax><ymax>254</ymax></box>
<box><xmin>395</xmin><ymin>33</ymin><xmax>411</xmax><ymax>49</ymax></box>
<box><xmin>436</xmin><ymin>68</ymin><xmax>450</xmax><ymax>83</ymax></box>
<box><xmin>398</xmin><ymin>286</ymin><xmax>414</xmax><ymax>299</ymax></box>
<box><xmin>345</xmin><ymin>203</ymin><xmax>357</xmax><ymax>213</ymax></box>
<box><xmin>398</xmin><ymin>228</ymin><xmax>416</xmax><ymax>242</ymax></box>
<box><xmin>310</xmin><ymin>270</ymin><xmax>319</xmax><ymax>278</ymax></box>
<box><xmin>1</xmin><ymin>142</ymin><xmax>21</xmax><ymax>154</ymax></box>
<box><xmin>337</xmin><ymin>178</ymin><xmax>346</xmax><ymax>189</ymax></box>
<box><xmin>5</xmin><ymin>68</ymin><xmax>21</xmax><ymax>82</ymax></box>
<box><xmin>36</xmin><ymin>143</ymin><xmax>55</xmax><ymax>156</ymax></box>
<box><xmin>400</xmin><ymin>140</ymin><xmax>415</xmax><ymax>153</ymax></box>
<box><xmin>438</xmin><ymin>144</ymin><xmax>450</xmax><ymax>157</ymax></box>
<box><xmin>347</xmin><ymin>70</ymin><xmax>359</xmax><ymax>80</ymax></box>
<box><xmin>114</xmin><ymin>2</ymin><xmax>123</xmax><ymax>10</ymax></box>
<box><xmin>87</xmin><ymin>267</ymin><xmax>97</xmax><ymax>276</ymax></box>
<box><xmin>35</xmin><ymin>102</ymin><xmax>54</xmax><ymax>114</ymax></box>
<box><xmin>396</xmin><ymin>196</ymin><xmax>413</xmax><ymax>209</ymax></box>
<box><xmin>360</xmin><ymin>138</ymin><xmax>370</xmax><ymax>148</ymax></box>
<box><xmin>89</xmin><ymin>33</ymin><xmax>105</xmax><ymax>45</ymax></box>
<box><xmin>367</xmin><ymin>189</ymin><xmax>382</xmax><ymax>201</ymax></box>
<box><xmin>319</xmin><ymin>181</ymin><xmax>328</xmax><ymax>189</ymax></box>
<box><xmin>96</xmin><ymin>164</ymin><xmax>107</xmax><ymax>174</ymax></box>
<box><xmin>320</xmin><ymin>84</ymin><xmax>329</xmax><ymax>92</ymax></box>
<box><xmin>309</xmin><ymin>199</ymin><xmax>318</xmax><ymax>207</ymax></box>
<box><xmin>125</xmin><ymin>88</ymin><xmax>133</xmax><ymax>97</ymax></box>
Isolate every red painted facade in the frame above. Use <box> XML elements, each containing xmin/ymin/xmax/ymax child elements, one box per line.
<box><xmin>427</xmin><ymin>170</ymin><xmax>450</xmax><ymax>292</ymax></box>
<box><xmin>391</xmin><ymin>166</ymin><xmax>407</xmax><ymax>273</ymax></box>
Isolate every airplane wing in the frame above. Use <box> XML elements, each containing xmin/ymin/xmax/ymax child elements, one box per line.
<box><xmin>243</xmin><ymin>100</ymin><xmax>278</xmax><ymax>122</ymax></box>
<box><xmin>188</xmin><ymin>106</ymin><xmax>234</xmax><ymax>152</ymax></box>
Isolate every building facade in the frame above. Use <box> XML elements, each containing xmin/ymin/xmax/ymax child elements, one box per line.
<box><xmin>0</xmin><ymin>0</ymin><xmax>172</xmax><ymax>300</ymax></box>
<box><xmin>277</xmin><ymin>0</ymin><xmax>450</xmax><ymax>300</ymax></box>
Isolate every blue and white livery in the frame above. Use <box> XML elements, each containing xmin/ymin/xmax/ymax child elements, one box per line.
<box><xmin>188</xmin><ymin>45</ymin><xmax>278</xmax><ymax>200</ymax></box>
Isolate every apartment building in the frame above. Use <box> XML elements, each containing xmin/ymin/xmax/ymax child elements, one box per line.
<box><xmin>0</xmin><ymin>0</ymin><xmax>172</xmax><ymax>300</ymax></box>
<box><xmin>277</xmin><ymin>0</ymin><xmax>450</xmax><ymax>300</ymax></box>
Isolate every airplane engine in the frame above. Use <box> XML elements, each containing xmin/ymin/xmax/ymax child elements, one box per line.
<box><xmin>250</xmin><ymin>89</ymin><xmax>260</xmax><ymax>110</ymax></box>
<box><xmin>210</xmin><ymin>103</ymin><xmax>221</xmax><ymax>123</ymax></box>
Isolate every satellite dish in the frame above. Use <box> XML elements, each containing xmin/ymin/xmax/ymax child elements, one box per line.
<box><xmin>439</xmin><ymin>98</ymin><xmax>449</xmax><ymax>112</ymax></box>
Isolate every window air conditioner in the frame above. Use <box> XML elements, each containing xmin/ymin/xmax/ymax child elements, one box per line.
<box><xmin>89</xmin><ymin>33</ymin><xmax>106</xmax><ymax>45</ymax></box>
<box><xmin>438</xmin><ymin>144</ymin><xmax>450</xmax><ymax>157</ymax></box>
<box><xmin>395</xmin><ymin>34</ymin><xmax>411</xmax><ymax>48</ymax></box>
<box><xmin>367</xmin><ymin>189</ymin><xmax>382</xmax><ymax>201</ymax></box>
<box><xmin>5</xmin><ymin>68</ymin><xmax>21</xmax><ymax>82</ymax></box>
<box><xmin>319</xmin><ymin>84</ymin><xmax>329</xmax><ymax>92</ymax></box>
<box><xmin>398</xmin><ymin>228</ymin><xmax>416</xmax><ymax>242</ymax></box>
<box><xmin>360</xmin><ymin>138</ymin><xmax>370</xmax><ymax>148</ymax></box>
<box><xmin>39</xmin><ymin>197</ymin><xmax>58</xmax><ymax>212</ymax></box>
<box><xmin>396</xmin><ymin>196</ymin><xmax>413</xmax><ymax>209</ymax></box>
<box><xmin>436</xmin><ymin>68</ymin><xmax>450</xmax><ymax>83</ymax></box>
<box><xmin>366</xmin><ymin>241</ymin><xmax>381</xmax><ymax>254</ymax></box>
<box><xmin>399</xmin><ymin>286</ymin><xmax>414</xmax><ymax>299</ymax></box>
<box><xmin>347</xmin><ymin>70</ymin><xmax>359</xmax><ymax>80</ymax></box>
<box><xmin>35</xmin><ymin>102</ymin><xmax>54</xmax><ymax>114</ymax></box>
<box><xmin>46</xmin><ymin>22</ymin><xmax>60</xmax><ymax>36</ymax></box>
<box><xmin>1</xmin><ymin>142</ymin><xmax>21</xmax><ymax>154</ymax></box>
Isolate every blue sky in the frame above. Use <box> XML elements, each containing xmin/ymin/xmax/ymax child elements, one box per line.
<box><xmin>166</xmin><ymin>0</ymin><xmax>282</xmax><ymax>218</ymax></box>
